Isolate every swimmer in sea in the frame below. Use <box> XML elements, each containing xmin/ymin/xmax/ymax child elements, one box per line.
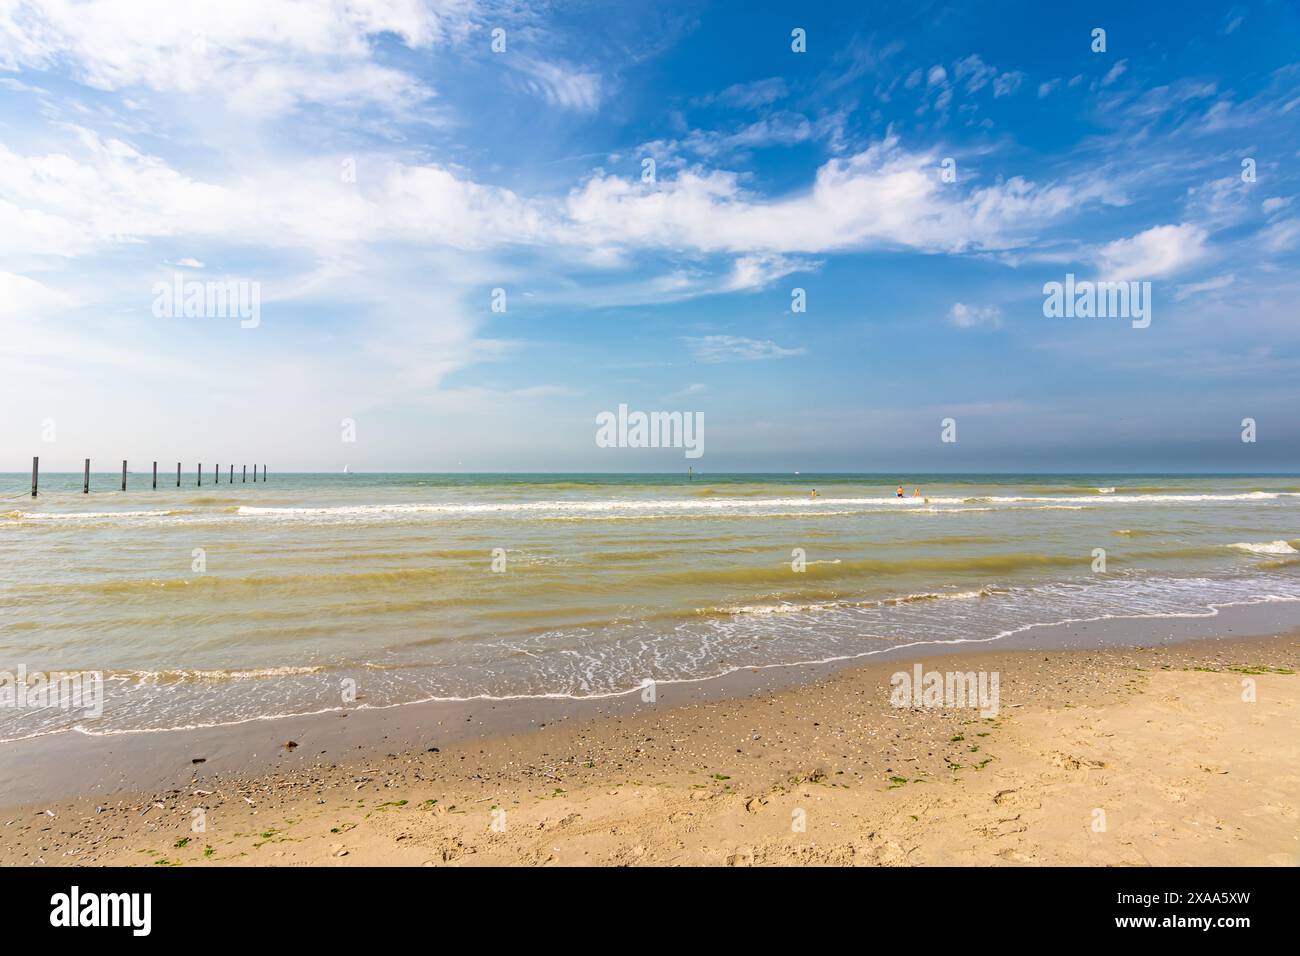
<box><xmin>896</xmin><ymin>485</ymin><xmax>904</xmax><ymax>497</ymax></box>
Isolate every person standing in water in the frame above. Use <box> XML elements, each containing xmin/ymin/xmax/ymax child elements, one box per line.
<box><xmin>896</xmin><ymin>485</ymin><xmax>904</xmax><ymax>497</ymax></box>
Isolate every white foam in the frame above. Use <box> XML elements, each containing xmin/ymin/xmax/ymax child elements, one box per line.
<box><xmin>716</xmin><ymin>587</ymin><xmax>996</xmax><ymax>617</ymax></box>
<box><xmin>233</xmin><ymin>490</ymin><xmax>1296</xmax><ymax>521</ymax></box>
<box><xmin>115</xmin><ymin>665</ymin><xmax>327</xmax><ymax>684</ymax></box>
<box><xmin>24</xmin><ymin>586</ymin><xmax>1300</xmax><ymax>741</ymax></box>
<box><xmin>1230</xmin><ymin>540</ymin><xmax>1298</xmax><ymax>555</ymax></box>
<box><xmin>963</xmin><ymin>491</ymin><xmax>1286</xmax><ymax>505</ymax></box>
<box><xmin>4</xmin><ymin>509</ymin><xmax>176</xmax><ymax>521</ymax></box>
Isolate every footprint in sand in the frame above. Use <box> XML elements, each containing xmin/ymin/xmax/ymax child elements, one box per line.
<box><xmin>976</xmin><ymin>814</ymin><xmax>1028</xmax><ymax>838</ymax></box>
<box><xmin>1243</xmin><ymin>802</ymin><xmax>1297</xmax><ymax>819</ymax></box>
<box><xmin>993</xmin><ymin>788</ymin><xmax>1041</xmax><ymax>810</ymax></box>
<box><xmin>1047</xmin><ymin>751</ymin><xmax>1107</xmax><ymax>771</ymax></box>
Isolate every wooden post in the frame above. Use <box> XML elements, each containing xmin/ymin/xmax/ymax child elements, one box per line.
<box><xmin>214</xmin><ymin>463</ymin><xmax>219</xmax><ymax>485</ymax></box>
<box><xmin>83</xmin><ymin>459</ymin><xmax>90</xmax><ymax>494</ymax></box>
<box><xmin>121</xmin><ymin>460</ymin><xmax>127</xmax><ymax>491</ymax></box>
<box><xmin>176</xmin><ymin>462</ymin><xmax>181</xmax><ymax>488</ymax></box>
<box><xmin>229</xmin><ymin>464</ymin><xmax>233</xmax><ymax>484</ymax></box>
<box><xmin>31</xmin><ymin>456</ymin><xmax>38</xmax><ymax>498</ymax></box>
<box><xmin>153</xmin><ymin>461</ymin><xmax>157</xmax><ymax>489</ymax></box>
<box><xmin>242</xmin><ymin>465</ymin><xmax>247</xmax><ymax>483</ymax></box>
<box><xmin>198</xmin><ymin>463</ymin><xmax>202</xmax><ymax>487</ymax></box>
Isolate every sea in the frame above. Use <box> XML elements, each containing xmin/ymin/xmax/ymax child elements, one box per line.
<box><xmin>1</xmin><ymin>472</ymin><xmax>1297</xmax><ymax>741</ymax></box>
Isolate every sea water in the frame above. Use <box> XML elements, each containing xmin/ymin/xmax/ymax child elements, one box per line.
<box><xmin>1</xmin><ymin>472</ymin><xmax>1297</xmax><ymax>739</ymax></box>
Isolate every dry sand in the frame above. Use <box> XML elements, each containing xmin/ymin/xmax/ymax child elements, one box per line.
<box><xmin>2</xmin><ymin>633</ymin><xmax>1297</xmax><ymax>867</ymax></box>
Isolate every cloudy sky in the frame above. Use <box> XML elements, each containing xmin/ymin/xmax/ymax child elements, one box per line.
<box><xmin>2</xmin><ymin>0</ymin><xmax>1298</xmax><ymax>472</ymax></box>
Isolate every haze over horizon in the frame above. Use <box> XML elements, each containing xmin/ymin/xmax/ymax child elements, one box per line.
<box><xmin>3</xmin><ymin>1</ymin><xmax>1299</xmax><ymax>473</ymax></box>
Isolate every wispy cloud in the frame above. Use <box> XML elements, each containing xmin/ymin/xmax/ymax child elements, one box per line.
<box><xmin>666</xmin><ymin>383</ymin><xmax>708</xmax><ymax>400</ymax></box>
<box><xmin>1101</xmin><ymin>59</ymin><xmax>1129</xmax><ymax>88</ymax></box>
<box><xmin>993</xmin><ymin>71</ymin><xmax>1024</xmax><ymax>97</ymax></box>
<box><xmin>683</xmin><ymin>336</ymin><xmax>806</xmax><ymax>363</ymax></box>
<box><xmin>696</xmin><ymin>77</ymin><xmax>788</xmax><ymax>109</ymax></box>
<box><xmin>507</xmin><ymin>56</ymin><xmax>604</xmax><ymax>112</ymax></box>
<box><xmin>1175</xmin><ymin>273</ymin><xmax>1235</xmax><ymax>301</ymax></box>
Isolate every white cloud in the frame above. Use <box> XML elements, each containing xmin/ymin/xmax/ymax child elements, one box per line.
<box><xmin>683</xmin><ymin>335</ymin><xmax>806</xmax><ymax>363</ymax></box>
<box><xmin>0</xmin><ymin>195</ymin><xmax>91</xmax><ymax>258</ymax></box>
<box><xmin>563</xmin><ymin>136</ymin><xmax>1115</xmax><ymax>257</ymax></box>
<box><xmin>722</xmin><ymin>254</ymin><xmax>815</xmax><ymax>292</ymax></box>
<box><xmin>220</xmin><ymin>61</ymin><xmax>434</xmax><ymax>116</ymax></box>
<box><xmin>949</xmin><ymin>302</ymin><xmax>1002</xmax><ymax>330</ymax></box>
<box><xmin>0</xmin><ymin>131</ymin><xmax>545</xmax><ymax>255</ymax></box>
<box><xmin>0</xmin><ymin>271</ymin><xmax>75</xmax><ymax>321</ymax></box>
<box><xmin>0</xmin><ymin>132</ymin><xmax>255</xmax><ymax>249</ymax></box>
<box><xmin>0</xmin><ymin>126</ymin><xmax>1127</xmax><ymax>281</ymax></box>
<box><xmin>1095</xmin><ymin>223</ymin><xmax>1209</xmax><ymax>280</ymax></box>
<box><xmin>0</xmin><ymin>0</ymin><xmax>475</xmax><ymax>115</ymax></box>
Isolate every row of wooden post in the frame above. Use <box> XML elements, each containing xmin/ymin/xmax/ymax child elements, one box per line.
<box><xmin>29</xmin><ymin>457</ymin><xmax>266</xmax><ymax>497</ymax></box>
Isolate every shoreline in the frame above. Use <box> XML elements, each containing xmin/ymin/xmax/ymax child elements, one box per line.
<box><xmin>1</xmin><ymin>608</ymin><xmax>1298</xmax><ymax>865</ymax></box>
<box><xmin>1</xmin><ymin>598</ymin><xmax>1298</xmax><ymax>809</ymax></box>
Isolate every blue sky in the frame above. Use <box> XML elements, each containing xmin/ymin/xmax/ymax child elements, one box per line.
<box><xmin>1</xmin><ymin>0</ymin><xmax>1298</xmax><ymax>472</ymax></box>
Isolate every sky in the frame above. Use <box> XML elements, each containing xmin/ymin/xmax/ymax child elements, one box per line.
<box><xmin>1</xmin><ymin>0</ymin><xmax>1298</xmax><ymax>473</ymax></box>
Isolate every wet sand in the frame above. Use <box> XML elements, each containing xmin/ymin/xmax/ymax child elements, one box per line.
<box><xmin>1</xmin><ymin>605</ymin><xmax>1297</xmax><ymax>866</ymax></box>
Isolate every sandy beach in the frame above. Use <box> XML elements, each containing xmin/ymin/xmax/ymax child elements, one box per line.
<box><xmin>3</xmin><ymin>625</ymin><xmax>1296</xmax><ymax>867</ymax></box>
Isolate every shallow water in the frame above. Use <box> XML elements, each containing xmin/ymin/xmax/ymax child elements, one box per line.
<box><xmin>1</xmin><ymin>472</ymin><xmax>1298</xmax><ymax>738</ymax></box>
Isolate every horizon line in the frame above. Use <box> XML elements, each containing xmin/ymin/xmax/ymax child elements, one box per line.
<box><xmin>6</xmin><ymin>470</ymin><xmax>1300</xmax><ymax>477</ymax></box>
